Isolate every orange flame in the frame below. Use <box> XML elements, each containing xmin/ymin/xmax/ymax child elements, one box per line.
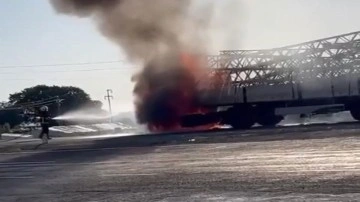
<box><xmin>133</xmin><ymin>53</ymin><xmax>223</xmax><ymax>132</ymax></box>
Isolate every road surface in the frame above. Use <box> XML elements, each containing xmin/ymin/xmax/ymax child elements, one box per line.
<box><xmin>1</xmin><ymin>123</ymin><xmax>360</xmax><ymax>201</ymax></box>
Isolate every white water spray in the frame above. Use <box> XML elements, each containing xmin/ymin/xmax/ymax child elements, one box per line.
<box><xmin>53</xmin><ymin>114</ymin><xmax>113</xmax><ymax>121</ymax></box>
<box><xmin>53</xmin><ymin>109</ymin><xmax>112</xmax><ymax>121</ymax></box>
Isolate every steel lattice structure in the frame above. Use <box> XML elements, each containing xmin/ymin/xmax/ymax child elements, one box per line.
<box><xmin>207</xmin><ymin>31</ymin><xmax>360</xmax><ymax>88</ymax></box>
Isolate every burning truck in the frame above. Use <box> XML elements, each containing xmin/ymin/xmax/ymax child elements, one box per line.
<box><xmin>181</xmin><ymin>31</ymin><xmax>360</xmax><ymax>130</ymax></box>
<box><xmin>50</xmin><ymin>0</ymin><xmax>222</xmax><ymax>132</ymax></box>
<box><xmin>50</xmin><ymin>1</ymin><xmax>360</xmax><ymax>132</ymax></box>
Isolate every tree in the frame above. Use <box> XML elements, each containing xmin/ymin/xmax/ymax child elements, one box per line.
<box><xmin>9</xmin><ymin>85</ymin><xmax>101</xmax><ymax>117</ymax></box>
<box><xmin>0</xmin><ymin>102</ymin><xmax>22</xmax><ymax>128</ymax></box>
<box><xmin>0</xmin><ymin>109</ymin><xmax>23</xmax><ymax>128</ymax></box>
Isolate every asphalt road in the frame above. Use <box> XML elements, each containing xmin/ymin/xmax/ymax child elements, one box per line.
<box><xmin>1</xmin><ymin>123</ymin><xmax>360</xmax><ymax>201</ymax></box>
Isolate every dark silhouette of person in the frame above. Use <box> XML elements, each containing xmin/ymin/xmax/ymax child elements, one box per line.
<box><xmin>38</xmin><ymin>106</ymin><xmax>51</xmax><ymax>143</ymax></box>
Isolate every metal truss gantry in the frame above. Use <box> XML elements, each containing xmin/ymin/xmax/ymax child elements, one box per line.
<box><xmin>208</xmin><ymin>31</ymin><xmax>360</xmax><ymax>87</ymax></box>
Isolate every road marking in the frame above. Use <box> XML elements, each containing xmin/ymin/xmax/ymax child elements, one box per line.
<box><xmin>0</xmin><ymin>146</ymin><xmax>127</xmax><ymax>155</ymax></box>
<box><xmin>2</xmin><ymin>140</ymin><xmax>360</xmax><ymax>155</ymax></box>
<box><xmin>100</xmin><ymin>173</ymin><xmax>156</xmax><ymax>177</ymax></box>
<box><xmin>1</xmin><ymin>159</ymin><xmax>360</xmax><ymax>170</ymax></box>
<box><xmin>0</xmin><ymin>176</ymin><xmax>34</xmax><ymax>179</ymax></box>
<box><xmin>2</xmin><ymin>150</ymin><xmax>360</xmax><ymax>168</ymax></box>
<box><xmin>0</xmin><ymin>164</ymin><xmax>56</xmax><ymax>168</ymax></box>
<box><xmin>0</xmin><ymin>143</ymin><xmax>202</xmax><ymax>155</ymax></box>
<box><xmin>0</xmin><ymin>161</ymin><xmax>55</xmax><ymax>165</ymax></box>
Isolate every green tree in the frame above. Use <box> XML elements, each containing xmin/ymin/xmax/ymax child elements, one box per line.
<box><xmin>0</xmin><ymin>109</ymin><xmax>23</xmax><ymax>128</ymax></box>
<box><xmin>9</xmin><ymin>85</ymin><xmax>101</xmax><ymax>117</ymax></box>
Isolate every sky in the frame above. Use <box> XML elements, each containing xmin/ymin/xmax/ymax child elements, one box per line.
<box><xmin>0</xmin><ymin>0</ymin><xmax>360</xmax><ymax>113</ymax></box>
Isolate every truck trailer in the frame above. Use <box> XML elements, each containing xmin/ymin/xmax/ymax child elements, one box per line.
<box><xmin>183</xmin><ymin>31</ymin><xmax>360</xmax><ymax>129</ymax></box>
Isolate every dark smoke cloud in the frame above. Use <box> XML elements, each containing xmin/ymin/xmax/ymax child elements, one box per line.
<box><xmin>51</xmin><ymin>0</ymin><xmax>118</xmax><ymax>13</ymax></box>
<box><xmin>50</xmin><ymin>0</ymin><xmax>205</xmax><ymax>62</ymax></box>
<box><xmin>50</xmin><ymin>0</ymin><xmax>212</xmax><ymax>130</ymax></box>
<box><xmin>133</xmin><ymin>54</ymin><xmax>197</xmax><ymax>126</ymax></box>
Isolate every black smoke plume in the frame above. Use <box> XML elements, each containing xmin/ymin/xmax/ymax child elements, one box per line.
<box><xmin>50</xmin><ymin>0</ymin><xmax>211</xmax><ymax>130</ymax></box>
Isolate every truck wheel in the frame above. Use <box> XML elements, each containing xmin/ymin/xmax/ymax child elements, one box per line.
<box><xmin>256</xmin><ymin>108</ymin><xmax>283</xmax><ymax>127</ymax></box>
<box><xmin>350</xmin><ymin>107</ymin><xmax>360</xmax><ymax>121</ymax></box>
<box><xmin>226</xmin><ymin>106</ymin><xmax>255</xmax><ymax>129</ymax></box>
<box><xmin>257</xmin><ymin>114</ymin><xmax>283</xmax><ymax>127</ymax></box>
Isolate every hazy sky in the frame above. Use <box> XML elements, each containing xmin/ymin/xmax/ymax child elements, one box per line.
<box><xmin>1</xmin><ymin>0</ymin><xmax>359</xmax><ymax>112</ymax></box>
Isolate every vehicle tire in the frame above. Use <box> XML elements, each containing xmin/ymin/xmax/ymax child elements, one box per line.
<box><xmin>350</xmin><ymin>107</ymin><xmax>360</xmax><ymax>121</ymax></box>
<box><xmin>226</xmin><ymin>106</ymin><xmax>255</xmax><ymax>129</ymax></box>
<box><xmin>256</xmin><ymin>108</ymin><xmax>283</xmax><ymax>127</ymax></box>
<box><xmin>257</xmin><ymin>114</ymin><xmax>283</xmax><ymax>127</ymax></box>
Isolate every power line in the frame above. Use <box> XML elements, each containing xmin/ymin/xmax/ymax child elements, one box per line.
<box><xmin>43</xmin><ymin>67</ymin><xmax>136</xmax><ymax>73</ymax></box>
<box><xmin>9</xmin><ymin>92</ymin><xmax>72</xmax><ymax>108</ymax></box>
<box><xmin>0</xmin><ymin>99</ymin><xmax>58</xmax><ymax>111</ymax></box>
<box><xmin>0</xmin><ymin>60</ymin><xmax>126</xmax><ymax>69</ymax></box>
<box><xmin>0</xmin><ymin>67</ymin><xmax>138</xmax><ymax>74</ymax></box>
<box><xmin>0</xmin><ymin>92</ymin><xmax>72</xmax><ymax>111</ymax></box>
<box><xmin>0</xmin><ymin>107</ymin><xmax>22</xmax><ymax>111</ymax></box>
<box><xmin>7</xmin><ymin>97</ymin><xmax>58</xmax><ymax>107</ymax></box>
<box><xmin>1</xmin><ymin>76</ymin><xmax>136</xmax><ymax>81</ymax></box>
<box><xmin>16</xmin><ymin>98</ymin><xmax>59</xmax><ymax>107</ymax></box>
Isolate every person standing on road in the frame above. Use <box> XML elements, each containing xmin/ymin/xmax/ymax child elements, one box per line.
<box><xmin>39</xmin><ymin>106</ymin><xmax>51</xmax><ymax>143</ymax></box>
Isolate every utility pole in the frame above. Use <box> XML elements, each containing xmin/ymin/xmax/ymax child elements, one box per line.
<box><xmin>104</xmin><ymin>89</ymin><xmax>113</xmax><ymax>123</ymax></box>
<box><xmin>55</xmin><ymin>97</ymin><xmax>64</xmax><ymax>125</ymax></box>
<box><xmin>55</xmin><ymin>96</ymin><xmax>64</xmax><ymax>116</ymax></box>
